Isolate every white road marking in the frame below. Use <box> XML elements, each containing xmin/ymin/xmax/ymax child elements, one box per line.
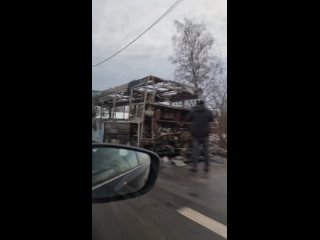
<box><xmin>177</xmin><ymin>207</ymin><xmax>227</xmax><ymax>239</ymax></box>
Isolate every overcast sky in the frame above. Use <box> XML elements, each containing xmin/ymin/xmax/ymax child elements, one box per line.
<box><xmin>92</xmin><ymin>0</ymin><xmax>227</xmax><ymax>90</ymax></box>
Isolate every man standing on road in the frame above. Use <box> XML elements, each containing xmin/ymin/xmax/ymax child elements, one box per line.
<box><xmin>186</xmin><ymin>100</ymin><xmax>214</xmax><ymax>173</ymax></box>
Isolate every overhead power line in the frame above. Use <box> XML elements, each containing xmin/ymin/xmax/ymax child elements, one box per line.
<box><xmin>92</xmin><ymin>0</ymin><xmax>185</xmax><ymax>68</ymax></box>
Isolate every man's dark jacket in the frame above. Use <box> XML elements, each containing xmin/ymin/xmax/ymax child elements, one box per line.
<box><xmin>186</xmin><ymin>105</ymin><xmax>214</xmax><ymax>138</ymax></box>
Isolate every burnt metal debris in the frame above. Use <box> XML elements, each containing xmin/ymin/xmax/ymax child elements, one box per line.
<box><xmin>92</xmin><ymin>75</ymin><xmax>203</xmax><ymax>156</ymax></box>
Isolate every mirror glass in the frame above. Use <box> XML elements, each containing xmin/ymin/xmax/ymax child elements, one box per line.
<box><xmin>92</xmin><ymin>147</ymin><xmax>151</xmax><ymax>198</ymax></box>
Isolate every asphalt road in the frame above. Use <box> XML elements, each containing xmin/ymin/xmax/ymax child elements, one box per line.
<box><xmin>92</xmin><ymin>162</ymin><xmax>227</xmax><ymax>240</ymax></box>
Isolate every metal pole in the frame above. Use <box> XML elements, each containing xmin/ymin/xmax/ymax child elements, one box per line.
<box><xmin>141</xmin><ymin>77</ymin><xmax>149</xmax><ymax>141</ymax></box>
<box><xmin>113</xmin><ymin>93</ymin><xmax>116</xmax><ymax>119</ymax></box>
<box><xmin>152</xmin><ymin>76</ymin><xmax>156</xmax><ymax>142</ymax></box>
<box><xmin>137</xmin><ymin>123</ymin><xmax>141</xmax><ymax>146</ymax></box>
<box><xmin>129</xmin><ymin>89</ymin><xmax>133</xmax><ymax>119</ymax></box>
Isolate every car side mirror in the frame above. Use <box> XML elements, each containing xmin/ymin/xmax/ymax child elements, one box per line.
<box><xmin>92</xmin><ymin>143</ymin><xmax>160</xmax><ymax>203</ymax></box>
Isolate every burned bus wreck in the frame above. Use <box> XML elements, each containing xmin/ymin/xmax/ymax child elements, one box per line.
<box><xmin>92</xmin><ymin>75</ymin><xmax>202</xmax><ymax>156</ymax></box>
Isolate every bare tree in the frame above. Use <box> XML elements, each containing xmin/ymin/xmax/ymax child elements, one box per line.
<box><xmin>170</xmin><ymin>18</ymin><xmax>227</xmax><ymax>147</ymax></box>
<box><xmin>169</xmin><ymin>18</ymin><xmax>223</xmax><ymax>104</ymax></box>
<box><xmin>206</xmin><ymin>73</ymin><xmax>227</xmax><ymax>148</ymax></box>
<box><xmin>170</xmin><ymin>18</ymin><xmax>221</xmax><ymax>88</ymax></box>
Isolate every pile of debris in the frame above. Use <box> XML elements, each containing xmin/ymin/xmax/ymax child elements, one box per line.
<box><xmin>209</xmin><ymin>133</ymin><xmax>227</xmax><ymax>157</ymax></box>
<box><xmin>160</xmin><ymin>155</ymin><xmax>187</xmax><ymax>168</ymax></box>
<box><xmin>209</xmin><ymin>145</ymin><xmax>227</xmax><ymax>157</ymax></box>
<box><xmin>171</xmin><ymin>156</ymin><xmax>187</xmax><ymax>167</ymax></box>
<box><xmin>209</xmin><ymin>134</ymin><xmax>221</xmax><ymax>145</ymax></box>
